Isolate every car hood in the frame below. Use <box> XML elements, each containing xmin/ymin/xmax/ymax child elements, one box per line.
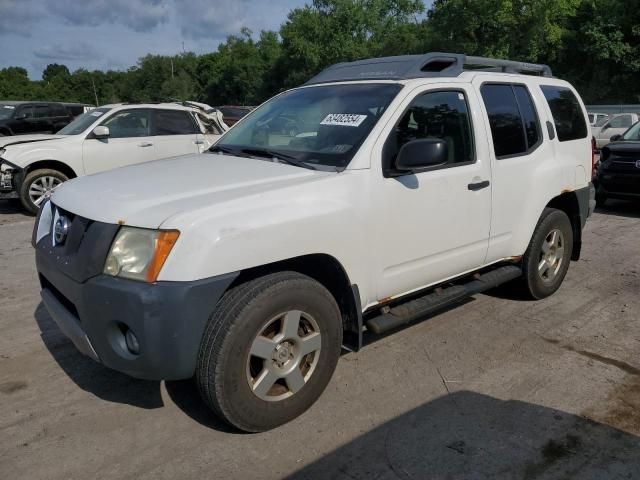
<box><xmin>0</xmin><ymin>134</ymin><xmax>66</xmax><ymax>149</ymax></box>
<box><xmin>603</xmin><ymin>141</ymin><xmax>640</xmax><ymax>153</ymax></box>
<box><xmin>51</xmin><ymin>153</ymin><xmax>333</xmax><ymax>228</ymax></box>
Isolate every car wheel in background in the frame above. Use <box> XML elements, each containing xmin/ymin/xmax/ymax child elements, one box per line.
<box><xmin>19</xmin><ymin>169</ymin><xmax>68</xmax><ymax>215</ymax></box>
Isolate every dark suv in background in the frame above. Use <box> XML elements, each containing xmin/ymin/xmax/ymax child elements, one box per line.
<box><xmin>594</xmin><ymin>120</ymin><xmax>640</xmax><ymax>206</ymax></box>
<box><xmin>0</xmin><ymin>101</ymin><xmax>73</xmax><ymax>136</ymax></box>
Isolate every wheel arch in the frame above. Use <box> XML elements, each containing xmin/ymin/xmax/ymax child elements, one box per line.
<box><xmin>229</xmin><ymin>254</ymin><xmax>363</xmax><ymax>351</ymax></box>
<box><xmin>546</xmin><ymin>191</ymin><xmax>582</xmax><ymax>261</ymax></box>
<box><xmin>24</xmin><ymin>160</ymin><xmax>78</xmax><ymax>180</ymax></box>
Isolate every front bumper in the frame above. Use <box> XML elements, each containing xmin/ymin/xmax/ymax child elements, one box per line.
<box><xmin>595</xmin><ymin>172</ymin><xmax>640</xmax><ymax>200</ymax></box>
<box><xmin>36</xmin><ymin>241</ymin><xmax>238</xmax><ymax>380</ymax></box>
<box><xmin>0</xmin><ymin>159</ymin><xmax>21</xmax><ymax>199</ymax></box>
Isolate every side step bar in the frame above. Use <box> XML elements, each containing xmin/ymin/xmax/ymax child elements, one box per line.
<box><xmin>365</xmin><ymin>265</ymin><xmax>522</xmax><ymax>335</ymax></box>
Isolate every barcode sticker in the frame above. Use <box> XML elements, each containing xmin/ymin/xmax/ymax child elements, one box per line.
<box><xmin>320</xmin><ymin>114</ymin><xmax>367</xmax><ymax>127</ymax></box>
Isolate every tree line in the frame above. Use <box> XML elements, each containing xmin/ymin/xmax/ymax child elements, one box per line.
<box><xmin>1</xmin><ymin>0</ymin><xmax>638</xmax><ymax>107</ymax></box>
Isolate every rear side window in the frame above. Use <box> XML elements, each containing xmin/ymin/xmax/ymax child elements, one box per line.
<box><xmin>481</xmin><ymin>84</ymin><xmax>541</xmax><ymax>158</ymax></box>
<box><xmin>540</xmin><ymin>86</ymin><xmax>588</xmax><ymax>142</ymax></box>
<box><xmin>154</xmin><ymin>110</ymin><xmax>198</xmax><ymax>135</ymax></box>
<box><xmin>51</xmin><ymin>104</ymin><xmax>67</xmax><ymax>117</ymax></box>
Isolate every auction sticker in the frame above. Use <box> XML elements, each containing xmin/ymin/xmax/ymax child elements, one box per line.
<box><xmin>320</xmin><ymin>113</ymin><xmax>367</xmax><ymax>127</ymax></box>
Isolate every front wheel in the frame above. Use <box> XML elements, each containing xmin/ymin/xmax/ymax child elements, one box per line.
<box><xmin>521</xmin><ymin>208</ymin><xmax>573</xmax><ymax>299</ymax></box>
<box><xmin>19</xmin><ymin>169</ymin><xmax>68</xmax><ymax>215</ymax></box>
<box><xmin>196</xmin><ymin>272</ymin><xmax>343</xmax><ymax>432</ymax></box>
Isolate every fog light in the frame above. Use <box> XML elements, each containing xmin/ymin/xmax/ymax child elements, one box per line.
<box><xmin>125</xmin><ymin>329</ymin><xmax>140</xmax><ymax>355</ymax></box>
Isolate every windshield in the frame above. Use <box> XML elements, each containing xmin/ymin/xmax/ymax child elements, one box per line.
<box><xmin>0</xmin><ymin>105</ymin><xmax>15</xmax><ymax>120</ymax></box>
<box><xmin>57</xmin><ymin>107</ymin><xmax>111</xmax><ymax>135</ymax></box>
<box><xmin>622</xmin><ymin>121</ymin><xmax>640</xmax><ymax>141</ymax></box>
<box><xmin>594</xmin><ymin>116</ymin><xmax>609</xmax><ymax>127</ymax></box>
<box><xmin>214</xmin><ymin>83</ymin><xmax>403</xmax><ymax>169</ymax></box>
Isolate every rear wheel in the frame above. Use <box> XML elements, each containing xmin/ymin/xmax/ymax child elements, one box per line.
<box><xmin>19</xmin><ymin>169</ymin><xmax>67</xmax><ymax>215</ymax></box>
<box><xmin>196</xmin><ymin>272</ymin><xmax>343</xmax><ymax>432</ymax></box>
<box><xmin>521</xmin><ymin>208</ymin><xmax>573</xmax><ymax>299</ymax></box>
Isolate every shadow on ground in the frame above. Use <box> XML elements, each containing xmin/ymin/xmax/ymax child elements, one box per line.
<box><xmin>289</xmin><ymin>391</ymin><xmax>640</xmax><ymax>480</ymax></box>
<box><xmin>596</xmin><ymin>199</ymin><xmax>640</xmax><ymax>219</ymax></box>
<box><xmin>34</xmin><ymin>302</ymin><xmax>235</xmax><ymax>432</ymax></box>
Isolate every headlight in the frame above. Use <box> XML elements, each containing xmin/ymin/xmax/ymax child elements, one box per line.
<box><xmin>104</xmin><ymin>227</ymin><xmax>180</xmax><ymax>282</ymax></box>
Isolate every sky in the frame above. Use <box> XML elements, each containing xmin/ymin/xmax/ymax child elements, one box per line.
<box><xmin>0</xmin><ymin>0</ymin><xmax>308</xmax><ymax>79</ymax></box>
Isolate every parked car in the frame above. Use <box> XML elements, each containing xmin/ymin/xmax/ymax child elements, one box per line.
<box><xmin>0</xmin><ymin>101</ymin><xmax>73</xmax><ymax>136</ymax></box>
<box><xmin>33</xmin><ymin>53</ymin><xmax>594</xmax><ymax>432</ymax></box>
<box><xmin>0</xmin><ymin>102</ymin><xmax>227</xmax><ymax>213</ymax></box>
<box><xmin>215</xmin><ymin>105</ymin><xmax>253</xmax><ymax>126</ymax></box>
<box><xmin>592</xmin><ymin>113</ymin><xmax>640</xmax><ymax>149</ymax></box>
<box><xmin>594</xmin><ymin>120</ymin><xmax>640</xmax><ymax>206</ymax></box>
<box><xmin>62</xmin><ymin>103</ymin><xmax>95</xmax><ymax>118</ymax></box>
<box><xmin>587</xmin><ymin>112</ymin><xmax>609</xmax><ymax>126</ymax></box>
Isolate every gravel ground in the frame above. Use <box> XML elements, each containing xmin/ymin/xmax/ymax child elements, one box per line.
<box><xmin>1</xmin><ymin>199</ymin><xmax>639</xmax><ymax>480</ymax></box>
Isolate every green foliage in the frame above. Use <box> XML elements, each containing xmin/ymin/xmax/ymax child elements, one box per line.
<box><xmin>0</xmin><ymin>0</ymin><xmax>638</xmax><ymax>105</ymax></box>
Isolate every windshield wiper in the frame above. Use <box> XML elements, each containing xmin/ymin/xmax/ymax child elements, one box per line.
<box><xmin>239</xmin><ymin>147</ymin><xmax>318</xmax><ymax>171</ymax></box>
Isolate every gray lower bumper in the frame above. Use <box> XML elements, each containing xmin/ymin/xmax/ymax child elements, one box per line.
<box><xmin>41</xmin><ymin>288</ymin><xmax>99</xmax><ymax>361</ymax></box>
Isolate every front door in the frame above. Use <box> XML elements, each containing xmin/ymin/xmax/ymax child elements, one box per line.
<box><xmin>82</xmin><ymin>108</ymin><xmax>157</xmax><ymax>174</ymax></box>
<box><xmin>375</xmin><ymin>86</ymin><xmax>492</xmax><ymax>301</ymax></box>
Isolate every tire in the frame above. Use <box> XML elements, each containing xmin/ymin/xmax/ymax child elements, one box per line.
<box><xmin>196</xmin><ymin>271</ymin><xmax>343</xmax><ymax>432</ymax></box>
<box><xmin>521</xmin><ymin>208</ymin><xmax>573</xmax><ymax>300</ymax></box>
<box><xmin>19</xmin><ymin>169</ymin><xmax>68</xmax><ymax>215</ymax></box>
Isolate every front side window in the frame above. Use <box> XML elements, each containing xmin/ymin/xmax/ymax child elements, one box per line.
<box><xmin>216</xmin><ymin>83</ymin><xmax>402</xmax><ymax>170</ymax></box>
<box><xmin>607</xmin><ymin>115</ymin><xmax>633</xmax><ymax>129</ymax></box>
<box><xmin>540</xmin><ymin>85</ymin><xmax>588</xmax><ymax>142</ymax></box>
<box><xmin>154</xmin><ymin>110</ymin><xmax>198</xmax><ymax>136</ymax></box>
<box><xmin>481</xmin><ymin>84</ymin><xmax>541</xmax><ymax>158</ymax></box>
<box><xmin>58</xmin><ymin>107</ymin><xmax>110</xmax><ymax>135</ymax></box>
<box><xmin>101</xmin><ymin>109</ymin><xmax>151</xmax><ymax>139</ymax></box>
<box><xmin>384</xmin><ymin>90</ymin><xmax>474</xmax><ymax>171</ymax></box>
<box><xmin>17</xmin><ymin>105</ymin><xmax>34</xmax><ymax>119</ymax></box>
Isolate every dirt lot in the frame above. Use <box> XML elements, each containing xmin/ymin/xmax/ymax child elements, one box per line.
<box><xmin>1</xmin><ymin>200</ymin><xmax>639</xmax><ymax>480</ymax></box>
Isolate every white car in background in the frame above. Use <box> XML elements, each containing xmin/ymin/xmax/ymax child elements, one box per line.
<box><xmin>592</xmin><ymin>113</ymin><xmax>640</xmax><ymax>149</ymax></box>
<box><xmin>0</xmin><ymin>102</ymin><xmax>228</xmax><ymax>213</ymax></box>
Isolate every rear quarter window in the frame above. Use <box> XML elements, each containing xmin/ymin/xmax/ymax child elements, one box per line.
<box><xmin>540</xmin><ymin>86</ymin><xmax>588</xmax><ymax>142</ymax></box>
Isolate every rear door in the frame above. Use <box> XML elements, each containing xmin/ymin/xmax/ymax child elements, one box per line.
<box><xmin>151</xmin><ymin>109</ymin><xmax>201</xmax><ymax>158</ymax></box>
<box><xmin>33</xmin><ymin>104</ymin><xmax>54</xmax><ymax>133</ymax></box>
<box><xmin>475</xmin><ymin>80</ymin><xmax>551</xmax><ymax>263</ymax></box>
<box><xmin>82</xmin><ymin>108</ymin><xmax>157</xmax><ymax>174</ymax></box>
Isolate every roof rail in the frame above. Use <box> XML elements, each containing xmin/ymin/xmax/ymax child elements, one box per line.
<box><xmin>305</xmin><ymin>52</ymin><xmax>553</xmax><ymax>85</ymax></box>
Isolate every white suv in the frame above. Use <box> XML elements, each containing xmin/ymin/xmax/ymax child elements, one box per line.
<box><xmin>33</xmin><ymin>53</ymin><xmax>595</xmax><ymax>432</ymax></box>
<box><xmin>0</xmin><ymin>102</ymin><xmax>227</xmax><ymax>213</ymax></box>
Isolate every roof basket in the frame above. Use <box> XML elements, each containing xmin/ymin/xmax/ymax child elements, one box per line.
<box><xmin>305</xmin><ymin>52</ymin><xmax>553</xmax><ymax>85</ymax></box>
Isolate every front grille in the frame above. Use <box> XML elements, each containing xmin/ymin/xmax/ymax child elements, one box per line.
<box><xmin>37</xmin><ymin>204</ymin><xmax>120</xmax><ymax>283</ymax></box>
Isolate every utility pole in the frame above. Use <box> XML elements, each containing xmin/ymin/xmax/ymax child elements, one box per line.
<box><xmin>91</xmin><ymin>76</ymin><xmax>99</xmax><ymax>106</ymax></box>
<box><xmin>170</xmin><ymin>58</ymin><xmax>174</xmax><ymax>79</ymax></box>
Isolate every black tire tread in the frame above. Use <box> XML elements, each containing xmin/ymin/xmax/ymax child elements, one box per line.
<box><xmin>196</xmin><ymin>271</ymin><xmax>339</xmax><ymax>432</ymax></box>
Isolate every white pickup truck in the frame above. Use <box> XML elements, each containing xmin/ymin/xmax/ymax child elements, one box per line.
<box><xmin>33</xmin><ymin>53</ymin><xmax>595</xmax><ymax>432</ymax></box>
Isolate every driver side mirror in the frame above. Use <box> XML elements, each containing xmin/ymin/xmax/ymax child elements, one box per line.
<box><xmin>92</xmin><ymin>126</ymin><xmax>110</xmax><ymax>138</ymax></box>
<box><xmin>396</xmin><ymin>138</ymin><xmax>448</xmax><ymax>173</ymax></box>
<box><xmin>610</xmin><ymin>134</ymin><xmax>622</xmax><ymax>142</ymax></box>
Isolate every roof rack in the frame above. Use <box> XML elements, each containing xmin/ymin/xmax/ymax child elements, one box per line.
<box><xmin>305</xmin><ymin>52</ymin><xmax>553</xmax><ymax>85</ymax></box>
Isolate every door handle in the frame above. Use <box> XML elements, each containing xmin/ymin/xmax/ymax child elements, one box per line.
<box><xmin>194</xmin><ymin>140</ymin><xmax>205</xmax><ymax>145</ymax></box>
<box><xmin>138</xmin><ymin>142</ymin><xmax>153</xmax><ymax>147</ymax></box>
<box><xmin>468</xmin><ymin>180</ymin><xmax>490</xmax><ymax>191</ymax></box>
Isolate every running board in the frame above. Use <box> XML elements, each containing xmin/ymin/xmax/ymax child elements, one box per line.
<box><xmin>365</xmin><ymin>265</ymin><xmax>522</xmax><ymax>335</ymax></box>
